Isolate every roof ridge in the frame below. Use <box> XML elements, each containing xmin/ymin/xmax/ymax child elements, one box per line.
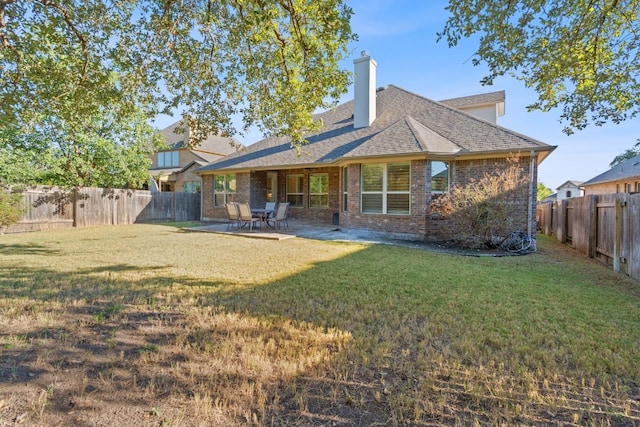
<box><xmin>386</xmin><ymin>85</ymin><xmax>549</xmax><ymax>149</ymax></box>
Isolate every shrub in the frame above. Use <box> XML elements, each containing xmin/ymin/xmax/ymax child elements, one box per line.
<box><xmin>430</xmin><ymin>157</ymin><xmax>529</xmax><ymax>248</ymax></box>
<box><xmin>0</xmin><ymin>187</ymin><xmax>25</xmax><ymax>232</ymax></box>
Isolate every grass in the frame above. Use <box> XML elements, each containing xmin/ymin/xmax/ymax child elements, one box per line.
<box><xmin>0</xmin><ymin>224</ymin><xmax>638</xmax><ymax>426</ymax></box>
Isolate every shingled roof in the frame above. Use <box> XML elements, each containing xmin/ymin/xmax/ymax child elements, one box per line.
<box><xmin>582</xmin><ymin>155</ymin><xmax>640</xmax><ymax>186</ymax></box>
<box><xmin>197</xmin><ymin>85</ymin><xmax>554</xmax><ymax>173</ymax></box>
<box><xmin>161</xmin><ymin>120</ymin><xmax>239</xmax><ymax>156</ymax></box>
<box><xmin>439</xmin><ymin>90</ymin><xmax>505</xmax><ymax>109</ymax></box>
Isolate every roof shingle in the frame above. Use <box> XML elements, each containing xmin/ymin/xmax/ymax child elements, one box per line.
<box><xmin>197</xmin><ymin>85</ymin><xmax>554</xmax><ymax>173</ymax></box>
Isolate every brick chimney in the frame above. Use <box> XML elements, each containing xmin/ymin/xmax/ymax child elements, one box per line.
<box><xmin>353</xmin><ymin>51</ymin><xmax>377</xmax><ymax>128</ymax></box>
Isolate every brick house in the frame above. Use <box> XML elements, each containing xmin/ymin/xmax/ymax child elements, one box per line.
<box><xmin>149</xmin><ymin>120</ymin><xmax>240</xmax><ymax>192</ymax></box>
<box><xmin>581</xmin><ymin>154</ymin><xmax>640</xmax><ymax>195</ymax></box>
<box><xmin>196</xmin><ymin>54</ymin><xmax>556</xmax><ymax>240</ymax></box>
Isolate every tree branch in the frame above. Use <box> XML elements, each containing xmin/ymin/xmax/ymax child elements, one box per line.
<box><xmin>0</xmin><ymin>0</ymin><xmax>21</xmax><ymax>82</ymax></box>
<box><xmin>36</xmin><ymin>0</ymin><xmax>89</xmax><ymax>82</ymax></box>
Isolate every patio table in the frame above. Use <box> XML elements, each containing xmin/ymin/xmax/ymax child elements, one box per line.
<box><xmin>250</xmin><ymin>208</ymin><xmax>274</xmax><ymax>228</ymax></box>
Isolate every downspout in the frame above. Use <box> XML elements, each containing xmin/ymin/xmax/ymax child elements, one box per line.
<box><xmin>527</xmin><ymin>150</ymin><xmax>535</xmax><ymax>236</ymax></box>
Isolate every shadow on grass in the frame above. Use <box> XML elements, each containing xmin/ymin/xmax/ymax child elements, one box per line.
<box><xmin>0</xmin><ymin>243</ymin><xmax>62</xmax><ymax>256</ymax></box>
<box><xmin>0</xmin><ymin>242</ymin><xmax>639</xmax><ymax>426</ymax></box>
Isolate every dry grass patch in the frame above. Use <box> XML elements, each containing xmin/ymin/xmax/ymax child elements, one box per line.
<box><xmin>0</xmin><ymin>224</ymin><xmax>638</xmax><ymax>426</ymax></box>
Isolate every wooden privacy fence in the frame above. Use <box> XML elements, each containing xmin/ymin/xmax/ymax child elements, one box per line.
<box><xmin>537</xmin><ymin>193</ymin><xmax>640</xmax><ymax>281</ymax></box>
<box><xmin>7</xmin><ymin>187</ymin><xmax>201</xmax><ymax>233</ymax></box>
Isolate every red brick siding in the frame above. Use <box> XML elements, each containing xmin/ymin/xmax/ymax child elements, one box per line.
<box><xmin>200</xmin><ymin>156</ymin><xmax>538</xmax><ymax>238</ymax></box>
<box><xmin>339</xmin><ymin>160</ymin><xmax>427</xmax><ymax>239</ymax></box>
<box><xmin>425</xmin><ymin>157</ymin><xmax>536</xmax><ymax>237</ymax></box>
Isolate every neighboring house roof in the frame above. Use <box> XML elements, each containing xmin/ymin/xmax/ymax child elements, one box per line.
<box><xmin>581</xmin><ymin>155</ymin><xmax>640</xmax><ymax>186</ymax></box>
<box><xmin>197</xmin><ymin>85</ymin><xmax>554</xmax><ymax>173</ymax></box>
<box><xmin>160</xmin><ymin>120</ymin><xmax>239</xmax><ymax>156</ymax></box>
<box><xmin>150</xmin><ymin>160</ymin><xmax>208</xmax><ymax>178</ymax></box>
<box><xmin>556</xmin><ymin>180</ymin><xmax>583</xmax><ymax>190</ymax></box>
<box><xmin>540</xmin><ymin>193</ymin><xmax>557</xmax><ymax>203</ymax></box>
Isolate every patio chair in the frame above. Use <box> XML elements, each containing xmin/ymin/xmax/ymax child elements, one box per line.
<box><xmin>237</xmin><ymin>202</ymin><xmax>261</xmax><ymax>231</ymax></box>
<box><xmin>225</xmin><ymin>203</ymin><xmax>240</xmax><ymax>230</ymax></box>
<box><xmin>265</xmin><ymin>202</ymin><xmax>276</xmax><ymax>218</ymax></box>
<box><xmin>266</xmin><ymin>202</ymin><xmax>289</xmax><ymax>230</ymax></box>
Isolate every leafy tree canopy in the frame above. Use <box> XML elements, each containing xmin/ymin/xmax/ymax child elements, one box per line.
<box><xmin>440</xmin><ymin>0</ymin><xmax>640</xmax><ymax>134</ymax></box>
<box><xmin>537</xmin><ymin>182</ymin><xmax>553</xmax><ymax>201</ymax></box>
<box><xmin>610</xmin><ymin>139</ymin><xmax>640</xmax><ymax>167</ymax></box>
<box><xmin>0</xmin><ymin>108</ymin><xmax>164</xmax><ymax>188</ymax></box>
<box><xmin>1</xmin><ymin>0</ymin><xmax>355</xmax><ymax>187</ymax></box>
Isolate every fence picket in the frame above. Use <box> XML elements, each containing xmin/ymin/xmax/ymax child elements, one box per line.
<box><xmin>537</xmin><ymin>193</ymin><xmax>639</xmax><ymax>282</ymax></box>
<box><xmin>6</xmin><ymin>187</ymin><xmax>200</xmax><ymax>233</ymax></box>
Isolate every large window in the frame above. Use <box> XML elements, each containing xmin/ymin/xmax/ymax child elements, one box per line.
<box><xmin>361</xmin><ymin>163</ymin><xmax>410</xmax><ymax>214</ymax></box>
<box><xmin>287</xmin><ymin>174</ymin><xmax>304</xmax><ymax>207</ymax></box>
<box><xmin>431</xmin><ymin>161</ymin><xmax>449</xmax><ymax>194</ymax></box>
<box><xmin>158</xmin><ymin>151</ymin><xmax>179</xmax><ymax>167</ymax></box>
<box><xmin>309</xmin><ymin>173</ymin><xmax>329</xmax><ymax>208</ymax></box>
<box><xmin>213</xmin><ymin>174</ymin><xmax>236</xmax><ymax>206</ymax></box>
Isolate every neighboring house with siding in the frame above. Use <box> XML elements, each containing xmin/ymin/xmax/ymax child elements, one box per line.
<box><xmin>555</xmin><ymin>180</ymin><xmax>584</xmax><ymax>200</ymax></box>
<box><xmin>581</xmin><ymin>155</ymin><xmax>640</xmax><ymax>195</ymax></box>
<box><xmin>149</xmin><ymin>120</ymin><xmax>240</xmax><ymax>192</ymax></box>
<box><xmin>196</xmin><ymin>54</ymin><xmax>556</xmax><ymax>240</ymax></box>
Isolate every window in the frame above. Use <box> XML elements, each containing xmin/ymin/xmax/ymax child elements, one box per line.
<box><xmin>287</xmin><ymin>174</ymin><xmax>304</xmax><ymax>207</ymax></box>
<box><xmin>342</xmin><ymin>167</ymin><xmax>348</xmax><ymax>212</ymax></box>
<box><xmin>158</xmin><ymin>151</ymin><xmax>179</xmax><ymax>167</ymax></box>
<box><xmin>431</xmin><ymin>161</ymin><xmax>449</xmax><ymax>194</ymax></box>
<box><xmin>566</xmin><ymin>190</ymin><xmax>572</xmax><ymax>198</ymax></box>
<box><xmin>213</xmin><ymin>174</ymin><xmax>236</xmax><ymax>206</ymax></box>
<box><xmin>184</xmin><ymin>181</ymin><xmax>201</xmax><ymax>193</ymax></box>
<box><xmin>361</xmin><ymin>163</ymin><xmax>410</xmax><ymax>214</ymax></box>
<box><xmin>309</xmin><ymin>173</ymin><xmax>329</xmax><ymax>208</ymax></box>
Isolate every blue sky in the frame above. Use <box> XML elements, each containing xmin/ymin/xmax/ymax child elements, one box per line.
<box><xmin>156</xmin><ymin>0</ymin><xmax>638</xmax><ymax>191</ymax></box>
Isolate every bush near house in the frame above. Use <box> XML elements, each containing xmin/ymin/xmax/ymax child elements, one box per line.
<box><xmin>430</xmin><ymin>157</ymin><xmax>527</xmax><ymax>248</ymax></box>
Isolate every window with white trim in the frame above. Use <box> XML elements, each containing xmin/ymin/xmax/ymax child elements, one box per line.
<box><xmin>213</xmin><ymin>174</ymin><xmax>236</xmax><ymax>206</ymax></box>
<box><xmin>431</xmin><ymin>161</ymin><xmax>449</xmax><ymax>194</ymax></box>
<box><xmin>287</xmin><ymin>174</ymin><xmax>304</xmax><ymax>207</ymax></box>
<box><xmin>361</xmin><ymin>163</ymin><xmax>410</xmax><ymax>214</ymax></box>
<box><xmin>309</xmin><ymin>173</ymin><xmax>329</xmax><ymax>208</ymax></box>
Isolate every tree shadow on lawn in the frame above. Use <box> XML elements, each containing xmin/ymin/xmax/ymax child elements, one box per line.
<box><xmin>0</xmin><ymin>245</ymin><xmax>638</xmax><ymax>426</ymax></box>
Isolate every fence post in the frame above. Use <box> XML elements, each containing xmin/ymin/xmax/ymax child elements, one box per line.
<box><xmin>72</xmin><ymin>187</ymin><xmax>78</xmax><ymax>228</ymax></box>
<box><xmin>613</xmin><ymin>197</ymin><xmax>623</xmax><ymax>273</ymax></box>
<box><xmin>588</xmin><ymin>195</ymin><xmax>597</xmax><ymax>258</ymax></box>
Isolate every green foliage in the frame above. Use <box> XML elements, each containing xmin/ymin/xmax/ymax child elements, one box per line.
<box><xmin>610</xmin><ymin>139</ymin><xmax>640</xmax><ymax>167</ymax></box>
<box><xmin>0</xmin><ymin>188</ymin><xmax>24</xmax><ymax>230</ymax></box>
<box><xmin>440</xmin><ymin>1</ymin><xmax>640</xmax><ymax>134</ymax></box>
<box><xmin>430</xmin><ymin>158</ymin><xmax>528</xmax><ymax>248</ymax></box>
<box><xmin>0</xmin><ymin>108</ymin><xmax>163</xmax><ymax>188</ymax></box>
<box><xmin>537</xmin><ymin>182</ymin><xmax>553</xmax><ymax>201</ymax></box>
<box><xmin>1</xmin><ymin>0</ymin><xmax>355</xmax><ymax>150</ymax></box>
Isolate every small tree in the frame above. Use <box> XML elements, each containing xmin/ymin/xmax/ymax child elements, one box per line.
<box><xmin>430</xmin><ymin>157</ymin><xmax>528</xmax><ymax>248</ymax></box>
<box><xmin>0</xmin><ymin>187</ymin><xmax>24</xmax><ymax>233</ymax></box>
<box><xmin>537</xmin><ymin>182</ymin><xmax>553</xmax><ymax>202</ymax></box>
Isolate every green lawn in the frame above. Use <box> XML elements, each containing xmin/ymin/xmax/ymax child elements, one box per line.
<box><xmin>0</xmin><ymin>224</ymin><xmax>638</xmax><ymax>426</ymax></box>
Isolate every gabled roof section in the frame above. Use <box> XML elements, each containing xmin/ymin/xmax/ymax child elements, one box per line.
<box><xmin>439</xmin><ymin>90</ymin><xmax>505</xmax><ymax>109</ymax></box>
<box><xmin>160</xmin><ymin>119</ymin><xmax>239</xmax><ymax>156</ymax></box>
<box><xmin>342</xmin><ymin>116</ymin><xmax>462</xmax><ymax>159</ymax></box>
<box><xmin>582</xmin><ymin>155</ymin><xmax>640</xmax><ymax>186</ymax></box>
<box><xmin>197</xmin><ymin>85</ymin><xmax>555</xmax><ymax>173</ymax></box>
<box><xmin>556</xmin><ymin>180</ymin><xmax>583</xmax><ymax>190</ymax></box>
